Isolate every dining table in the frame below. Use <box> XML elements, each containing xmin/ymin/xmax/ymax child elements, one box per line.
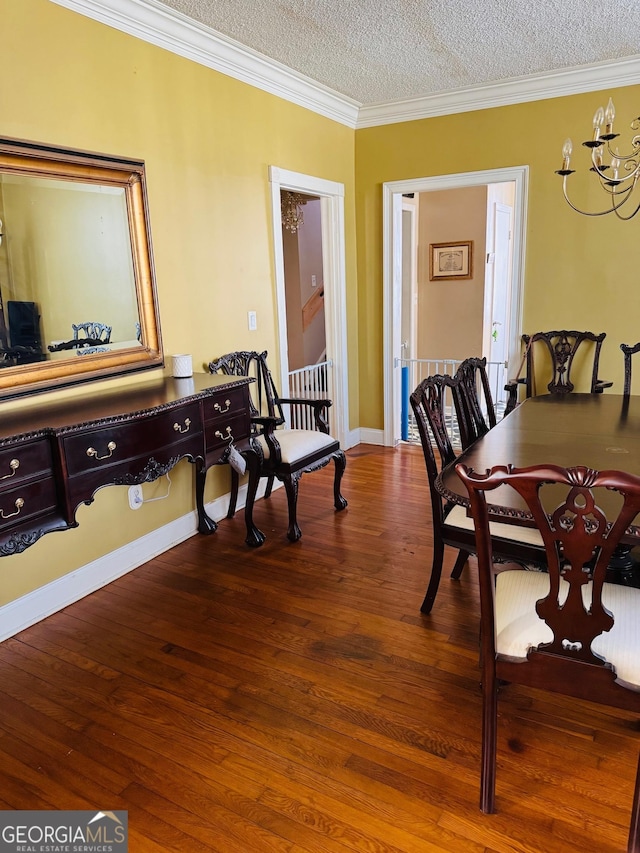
<box><xmin>436</xmin><ymin>393</ymin><xmax>640</xmax><ymax>581</ymax></box>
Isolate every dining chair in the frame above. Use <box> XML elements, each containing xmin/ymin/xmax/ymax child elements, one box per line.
<box><xmin>621</xmin><ymin>342</ymin><xmax>640</xmax><ymax>396</ymax></box>
<box><xmin>504</xmin><ymin>329</ymin><xmax>612</xmax><ymax>415</ymax></box>
<box><xmin>451</xmin><ymin>356</ymin><xmax>497</xmax><ymax>449</ymax></box>
<box><xmin>208</xmin><ymin>350</ymin><xmax>347</xmax><ymax>542</ymax></box>
<box><xmin>409</xmin><ymin>374</ymin><xmax>543</xmax><ymax>614</ymax></box>
<box><xmin>456</xmin><ymin>461</ymin><xmax>640</xmax><ymax>851</ymax></box>
<box><xmin>72</xmin><ymin>321</ymin><xmax>112</xmax><ymax>344</ymax></box>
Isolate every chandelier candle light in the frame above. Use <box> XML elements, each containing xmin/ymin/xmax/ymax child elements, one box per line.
<box><xmin>556</xmin><ymin>97</ymin><xmax>640</xmax><ymax>219</ymax></box>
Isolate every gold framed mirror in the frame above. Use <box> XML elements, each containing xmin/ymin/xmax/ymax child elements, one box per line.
<box><xmin>0</xmin><ymin>136</ymin><xmax>163</xmax><ymax>399</ymax></box>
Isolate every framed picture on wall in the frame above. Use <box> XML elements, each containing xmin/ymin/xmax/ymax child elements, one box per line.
<box><xmin>429</xmin><ymin>240</ymin><xmax>473</xmax><ymax>281</ymax></box>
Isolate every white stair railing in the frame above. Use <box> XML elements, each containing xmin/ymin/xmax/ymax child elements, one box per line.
<box><xmin>397</xmin><ymin>357</ymin><xmax>507</xmax><ymax>445</ymax></box>
<box><xmin>287</xmin><ymin>360</ymin><xmax>333</xmax><ymax>431</ymax></box>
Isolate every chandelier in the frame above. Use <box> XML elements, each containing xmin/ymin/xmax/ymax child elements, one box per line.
<box><xmin>281</xmin><ymin>191</ymin><xmax>308</xmax><ymax>233</ymax></box>
<box><xmin>556</xmin><ymin>97</ymin><xmax>640</xmax><ymax>219</ymax></box>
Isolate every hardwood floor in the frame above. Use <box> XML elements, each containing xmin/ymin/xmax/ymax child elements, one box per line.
<box><xmin>0</xmin><ymin>443</ymin><xmax>637</xmax><ymax>852</ymax></box>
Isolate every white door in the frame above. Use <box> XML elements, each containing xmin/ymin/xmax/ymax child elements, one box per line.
<box><xmin>487</xmin><ymin>201</ymin><xmax>513</xmax><ymax>367</ymax></box>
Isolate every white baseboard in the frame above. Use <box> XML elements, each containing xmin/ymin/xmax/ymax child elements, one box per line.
<box><xmin>357</xmin><ymin>427</ymin><xmax>386</xmax><ymax>446</ymax></box>
<box><xmin>0</xmin><ymin>484</ymin><xmax>255</xmax><ymax>643</ymax></box>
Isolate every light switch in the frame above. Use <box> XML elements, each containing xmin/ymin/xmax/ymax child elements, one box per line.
<box><xmin>248</xmin><ymin>310</ymin><xmax>257</xmax><ymax>331</ymax></box>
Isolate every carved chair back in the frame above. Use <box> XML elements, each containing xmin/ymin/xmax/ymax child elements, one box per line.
<box><xmin>621</xmin><ymin>341</ymin><xmax>640</xmax><ymax>396</ymax></box>
<box><xmin>207</xmin><ymin>350</ymin><xmax>285</xmax><ymax>430</ymax></box>
<box><xmin>410</xmin><ymin>374</ymin><xmax>458</xmax><ymax>481</ymax></box>
<box><xmin>72</xmin><ymin>321</ymin><xmax>112</xmax><ymax>344</ymax></box>
<box><xmin>410</xmin><ymin>372</ymin><xmax>463</xmax><ymax>533</ymax></box>
<box><xmin>523</xmin><ymin>329</ymin><xmax>606</xmax><ymax>397</ymax></box>
<box><xmin>452</xmin><ymin>356</ymin><xmax>497</xmax><ymax>449</ymax></box>
<box><xmin>455</xmin><ymin>460</ymin><xmax>640</xmax><ymax>837</ymax></box>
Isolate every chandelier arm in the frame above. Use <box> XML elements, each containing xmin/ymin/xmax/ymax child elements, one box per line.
<box><xmin>561</xmin><ymin>178</ymin><xmax>629</xmax><ymax>217</ymax></box>
<box><xmin>594</xmin><ymin>166</ymin><xmax>638</xmax><ymax>188</ymax></box>
<box><xmin>613</xmin><ymin>197</ymin><xmax>640</xmax><ymax>221</ymax></box>
<box><xmin>604</xmin><ymin>140</ymin><xmax>640</xmax><ymax>162</ymax></box>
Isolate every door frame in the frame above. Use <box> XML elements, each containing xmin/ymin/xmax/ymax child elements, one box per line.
<box><xmin>382</xmin><ymin>166</ymin><xmax>529</xmax><ymax>446</ymax></box>
<box><xmin>269</xmin><ymin>166</ymin><xmax>349</xmax><ymax>448</ymax></box>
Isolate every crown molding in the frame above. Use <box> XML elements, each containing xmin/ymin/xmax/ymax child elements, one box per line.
<box><xmin>49</xmin><ymin>0</ymin><xmax>640</xmax><ymax>130</ymax></box>
<box><xmin>49</xmin><ymin>0</ymin><xmax>361</xmax><ymax>128</ymax></box>
<box><xmin>357</xmin><ymin>55</ymin><xmax>640</xmax><ymax>128</ymax></box>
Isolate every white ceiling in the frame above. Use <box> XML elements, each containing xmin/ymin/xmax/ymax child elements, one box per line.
<box><xmin>156</xmin><ymin>0</ymin><xmax>640</xmax><ymax>106</ymax></box>
<box><xmin>51</xmin><ymin>0</ymin><xmax>640</xmax><ymax>127</ymax></box>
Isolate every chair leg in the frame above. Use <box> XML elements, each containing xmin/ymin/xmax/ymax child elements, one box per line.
<box><xmin>451</xmin><ymin>549</ymin><xmax>469</xmax><ymax>580</ymax></box>
<box><xmin>333</xmin><ymin>450</ymin><xmax>348</xmax><ymax>511</ymax></box>
<box><xmin>627</xmin><ymin>751</ymin><xmax>640</xmax><ymax>852</ymax></box>
<box><xmin>283</xmin><ymin>474</ymin><xmax>302</xmax><ymax>542</ymax></box>
<box><xmin>264</xmin><ymin>474</ymin><xmax>275</xmax><ymax>499</ymax></box>
<box><xmin>480</xmin><ymin>666</ymin><xmax>498</xmax><ymax>814</ymax></box>
<box><xmin>227</xmin><ymin>468</ymin><xmax>239</xmax><ymax>518</ymax></box>
<box><xmin>420</xmin><ymin>537</ymin><xmax>445</xmax><ymax>615</ymax></box>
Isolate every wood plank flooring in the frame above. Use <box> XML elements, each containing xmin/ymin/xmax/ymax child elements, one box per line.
<box><xmin>0</xmin><ymin>443</ymin><xmax>637</xmax><ymax>852</ymax></box>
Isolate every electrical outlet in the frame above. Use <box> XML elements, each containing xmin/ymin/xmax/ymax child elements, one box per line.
<box><xmin>311</xmin><ymin>274</ymin><xmax>317</xmax><ymax>287</ymax></box>
<box><xmin>128</xmin><ymin>484</ymin><xmax>143</xmax><ymax>510</ymax></box>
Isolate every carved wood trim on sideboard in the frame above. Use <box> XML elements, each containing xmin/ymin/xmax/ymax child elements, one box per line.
<box><xmin>0</xmin><ymin>373</ymin><xmax>254</xmax><ymax>556</ymax></box>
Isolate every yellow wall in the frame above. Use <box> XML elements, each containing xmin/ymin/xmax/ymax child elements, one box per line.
<box><xmin>0</xmin><ymin>0</ymin><xmax>357</xmax><ymax>604</ymax></box>
<box><xmin>355</xmin><ymin>87</ymin><xmax>640</xmax><ymax>428</ymax></box>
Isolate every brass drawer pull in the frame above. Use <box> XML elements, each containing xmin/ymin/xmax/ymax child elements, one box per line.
<box><xmin>86</xmin><ymin>441</ymin><xmax>117</xmax><ymax>460</ymax></box>
<box><xmin>0</xmin><ymin>459</ymin><xmax>19</xmax><ymax>480</ymax></box>
<box><xmin>0</xmin><ymin>497</ymin><xmax>24</xmax><ymax>519</ymax></box>
<box><xmin>214</xmin><ymin>426</ymin><xmax>234</xmax><ymax>443</ymax></box>
<box><xmin>214</xmin><ymin>399</ymin><xmax>232</xmax><ymax>414</ymax></box>
<box><xmin>173</xmin><ymin>417</ymin><xmax>191</xmax><ymax>434</ymax></box>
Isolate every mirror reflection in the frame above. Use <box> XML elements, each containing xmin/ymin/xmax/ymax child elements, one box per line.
<box><xmin>0</xmin><ymin>137</ymin><xmax>163</xmax><ymax>398</ymax></box>
<box><xmin>0</xmin><ymin>174</ymin><xmax>140</xmax><ymax>365</ymax></box>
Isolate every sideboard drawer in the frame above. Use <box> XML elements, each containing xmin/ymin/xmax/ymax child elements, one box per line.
<box><xmin>202</xmin><ymin>387</ymin><xmax>248</xmax><ymax>423</ymax></box>
<box><xmin>0</xmin><ymin>477</ymin><xmax>58</xmax><ymax>532</ymax></box>
<box><xmin>0</xmin><ymin>438</ymin><xmax>53</xmax><ymax>489</ymax></box>
<box><xmin>63</xmin><ymin>402</ymin><xmax>203</xmax><ymax>477</ymax></box>
<box><xmin>205</xmin><ymin>414</ymin><xmax>250</xmax><ymax>454</ymax></box>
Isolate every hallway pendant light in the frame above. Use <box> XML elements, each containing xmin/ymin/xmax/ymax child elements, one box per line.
<box><xmin>281</xmin><ymin>191</ymin><xmax>308</xmax><ymax>233</ymax></box>
<box><xmin>556</xmin><ymin>97</ymin><xmax>640</xmax><ymax>219</ymax></box>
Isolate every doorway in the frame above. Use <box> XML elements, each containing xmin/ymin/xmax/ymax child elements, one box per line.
<box><xmin>269</xmin><ymin>167</ymin><xmax>350</xmax><ymax>448</ymax></box>
<box><xmin>382</xmin><ymin>166</ymin><xmax>529</xmax><ymax>446</ymax></box>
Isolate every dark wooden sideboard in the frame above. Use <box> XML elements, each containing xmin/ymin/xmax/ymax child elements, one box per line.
<box><xmin>0</xmin><ymin>372</ymin><xmax>264</xmax><ymax>556</ymax></box>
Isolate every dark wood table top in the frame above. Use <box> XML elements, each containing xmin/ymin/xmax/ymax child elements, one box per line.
<box><xmin>437</xmin><ymin>393</ymin><xmax>640</xmax><ymax>538</ymax></box>
<box><xmin>0</xmin><ymin>372</ymin><xmax>252</xmax><ymax>442</ymax></box>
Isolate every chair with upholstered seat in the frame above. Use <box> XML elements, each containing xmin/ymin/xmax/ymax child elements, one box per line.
<box><xmin>505</xmin><ymin>329</ymin><xmax>612</xmax><ymax>415</ymax></box>
<box><xmin>621</xmin><ymin>342</ymin><xmax>640</xmax><ymax>396</ymax></box>
<box><xmin>456</xmin><ymin>461</ymin><xmax>640</xmax><ymax>851</ymax></box>
<box><xmin>452</xmin><ymin>356</ymin><xmax>497</xmax><ymax>449</ymax></box>
<box><xmin>410</xmin><ymin>373</ymin><xmax>543</xmax><ymax>614</ymax></box>
<box><xmin>208</xmin><ymin>350</ymin><xmax>347</xmax><ymax>543</ymax></box>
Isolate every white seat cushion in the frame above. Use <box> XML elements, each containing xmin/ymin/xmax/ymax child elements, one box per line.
<box><xmin>256</xmin><ymin>429</ymin><xmax>337</xmax><ymax>464</ymax></box>
<box><xmin>445</xmin><ymin>503</ymin><xmax>544</xmax><ymax>547</ymax></box>
<box><xmin>495</xmin><ymin>570</ymin><xmax>640</xmax><ymax>689</ymax></box>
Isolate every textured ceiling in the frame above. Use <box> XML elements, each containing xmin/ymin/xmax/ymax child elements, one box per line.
<box><xmin>155</xmin><ymin>0</ymin><xmax>640</xmax><ymax>105</ymax></box>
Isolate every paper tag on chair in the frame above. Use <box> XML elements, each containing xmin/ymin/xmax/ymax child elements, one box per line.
<box><xmin>227</xmin><ymin>444</ymin><xmax>246</xmax><ymax>476</ymax></box>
